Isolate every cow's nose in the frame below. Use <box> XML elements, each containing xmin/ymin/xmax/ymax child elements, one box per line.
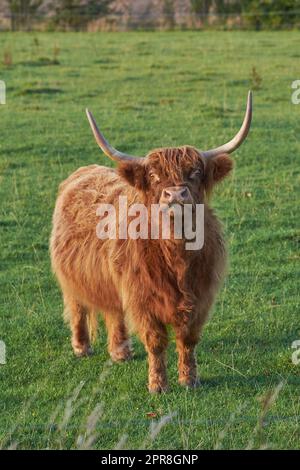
<box><xmin>162</xmin><ymin>186</ymin><xmax>189</xmax><ymax>204</ymax></box>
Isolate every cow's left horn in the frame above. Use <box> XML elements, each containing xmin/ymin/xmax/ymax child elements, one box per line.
<box><xmin>86</xmin><ymin>109</ymin><xmax>142</xmax><ymax>162</ymax></box>
<box><xmin>201</xmin><ymin>91</ymin><xmax>252</xmax><ymax>158</ymax></box>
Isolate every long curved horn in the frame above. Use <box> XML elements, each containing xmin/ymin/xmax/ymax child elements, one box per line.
<box><xmin>86</xmin><ymin>109</ymin><xmax>142</xmax><ymax>162</ymax></box>
<box><xmin>201</xmin><ymin>91</ymin><xmax>252</xmax><ymax>158</ymax></box>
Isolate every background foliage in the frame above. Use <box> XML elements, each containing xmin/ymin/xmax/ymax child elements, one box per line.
<box><xmin>1</xmin><ymin>0</ymin><xmax>300</xmax><ymax>31</ymax></box>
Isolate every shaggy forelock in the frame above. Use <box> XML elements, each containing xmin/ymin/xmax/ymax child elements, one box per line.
<box><xmin>146</xmin><ymin>146</ymin><xmax>202</xmax><ymax>180</ymax></box>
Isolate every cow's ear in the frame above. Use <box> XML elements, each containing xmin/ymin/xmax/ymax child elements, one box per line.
<box><xmin>205</xmin><ymin>153</ymin><xmax>233</xmax><ymax>190</ymax></box>
<box><xmin>118</xmin><ymin>162</ymin><xmax>148</xmax><ymax>190</ymax></box>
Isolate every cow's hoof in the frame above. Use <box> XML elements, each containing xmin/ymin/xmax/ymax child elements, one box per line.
<box><xmin>73</xmin><ymin>345</ymin><xmax>93</xmax><ymax>357</ymax></box>
<box><xmin>110</xmin><ymin>343</ymin><xmax>133</xmax><ymax>362</ymax></box>
<box><xmin>148</xmin><ymin>383</ymin><xmax>168</xmax><ymax>394</ymax></box>
<box><xmin>179</xmin><ymin>377</ymin><xmax>201</xmax><ymax>389</ymax></box>
<box><xmin>110</xmin><ymin>349</ymin><xmax>133</xmax><ymax>362</ymax></box>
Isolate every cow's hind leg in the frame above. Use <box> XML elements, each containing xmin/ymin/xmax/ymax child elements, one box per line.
<box><xmin>64</xmin><ymin>296</ymin><xmax>92</xmax><ymax>357</ymax></box>
<box><xmin>103</xmin><ymin>312</ymin><xmax>132</xmax><ymax>362</ymax></box>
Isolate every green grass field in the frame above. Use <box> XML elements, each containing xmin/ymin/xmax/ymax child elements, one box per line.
<box><xmin>0</xmin><ymin>31</ymin><xmax>299</xmax><ymax>450</ymax></box>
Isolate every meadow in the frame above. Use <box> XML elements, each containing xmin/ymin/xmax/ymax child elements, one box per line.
<box><xmin>0</xmin><ymin>31</ymin><xmax>299</xmax><ymax>450</ymax></box>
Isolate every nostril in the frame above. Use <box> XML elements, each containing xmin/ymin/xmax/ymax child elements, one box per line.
<box><xmin>163</xmin><ymin>189</ymin><xmax>172</xmax><ymax>200</ymax></box>
<box><xmin>180</xmin><ymin>187</ymin><xmax>188</xmax><ymax>197</ymax></box>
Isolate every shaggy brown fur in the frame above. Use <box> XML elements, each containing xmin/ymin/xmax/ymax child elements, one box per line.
<box><xmin>50</xmin><ymin>146</ymin><xmax>233</xmax><ymax>392</ymax></box>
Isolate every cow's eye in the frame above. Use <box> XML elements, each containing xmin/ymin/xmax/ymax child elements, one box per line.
<box><xmin>189</xmin><ymin>169</ymin><xmax>202</xmax><ymax>180</ymax></box>
<box><xmin>149</xmin><ymin>173</ymin><xmax>160</xmax><ymax>183</ymax></box>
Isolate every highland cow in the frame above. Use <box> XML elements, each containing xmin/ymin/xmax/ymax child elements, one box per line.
<box><xmin>50</xmin><ymin>92</ymin><xmax>252</xmax><ymax>392</ymax></box>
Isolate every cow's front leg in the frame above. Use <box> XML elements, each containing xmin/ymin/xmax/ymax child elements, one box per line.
<box><xmin>174</xmin><ymin>324</ymin><xmax>202</xmax><ymax>388</ymax></box>
<box><xmin>139</xmin><ymin>319</ymin><xmax>168</xmax><ymax>393</ymax></box>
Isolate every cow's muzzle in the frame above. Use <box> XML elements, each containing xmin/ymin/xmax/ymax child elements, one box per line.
<box><xmin>160</xmin><ymin>186</ymin><xmax>193</xmax><ymax>206</ymax></box>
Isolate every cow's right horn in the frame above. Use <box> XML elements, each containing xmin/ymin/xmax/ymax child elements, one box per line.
<box><xmin>86</xmin><ymin>109</ymin><xmax>142</xmax><ymax>162</ymax></box>
<box><xmin>200</xmin><ymin>91</ymin><xmax>252</xmax><ymax>158</ymax></box>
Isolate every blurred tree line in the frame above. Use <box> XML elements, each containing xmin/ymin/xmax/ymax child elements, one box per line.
<box><xmin>191</xmin><ymin>0</ymin><xmax>299</xmax><ymax>30</ymax></box>
<box><xmin>3</xmin><ymin>0</ymin><xmax>300</xmax><ymax>31</ymax></box>
<box><xmin>6</xmin><ymin>1</ymin><xmax>110</xmax><ymax>30</ymax></box>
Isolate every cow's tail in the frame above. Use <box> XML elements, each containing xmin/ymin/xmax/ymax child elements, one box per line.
<box><xmin>87</xmin><ymin>309</ymin><xmax>98</xmax><ymax>343</ymax></box>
